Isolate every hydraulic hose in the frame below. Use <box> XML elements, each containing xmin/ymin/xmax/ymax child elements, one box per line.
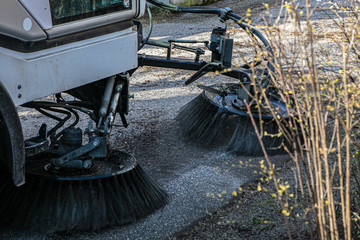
<box><xmin>227</xmin><ymin>12</ymin><xmax>273</xmax><ymax>52</ymax></box>
<box><xmin>227</xmin><ymin>12</ymin><xmax>275</xmax><ymax>72</ymax></box>
<box><xmin>139</xmin><ymin>3</ymin><xmax>153</xmax><ymax>50</ymax></box>
<box><xmin>146</xmin><ymin>0</ymin><xmax>275</xmax><ymax>71</ymax></box>
<box><xmin>146</xmin><ymin>0</ymin><xmax>222</xmax><ymax>14</ymax></box>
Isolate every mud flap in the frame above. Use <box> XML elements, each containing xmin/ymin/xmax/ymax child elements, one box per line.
<box><xmin>0</xmin><ymin>83</ymin><xmax>25</xmax><ymax>186</ymax></box>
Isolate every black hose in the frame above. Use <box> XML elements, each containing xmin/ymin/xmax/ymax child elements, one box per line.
<box><xmin>147</xmin><ymin>0</ymin><xmax>221</xmax><ymax>14</ymax></box>
<box><xmin>177</xmin><ymin>6</ymin><xmax>222</xmax><ymax>14</ymax></box>
<box><xmin>139</xmin><ymin>4</ymin><xmax>153</xmax><ymax>50</ymax></box>
<box><xmin>227</xmin><ymin>13</ymin><xmax>275</xmax><ymax>72</ymax></box>
<box><xmin>35</xmin><ymin>107</ymin><xmax>63</xmax><ymax>122</ymax></box>
<box><xmin>146</xmin><ymin>1</ymin><xmax>270</xmax><ymax>50</ymax></box>
<box><xmin>146</xmin><ymin>0</ymin><xmax>275</xmax><ymax>71</ymax></box>
<box><xmin>53</xmin><ymin>108</ymin><xmax>79</xmax><ymax>141</ymax></box>
<box><xmin>24</xmin><ymin>101</ymin><xmax>84</xmax><ymax>142</ymax></box>
<box><xmin>35</xmin><ymin>107</ymin><xmax>72</xmax><ymax>141</ymax></box>
<box><xmin>228</xmin><ymin>12</ymin><xmax>273</xmax><ymax>54</ymax></box>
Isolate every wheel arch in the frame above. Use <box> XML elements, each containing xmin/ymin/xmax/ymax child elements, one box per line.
<box><xmin>0</xmin><ymin>81</ymin><xmax>25</xmax><ymax>186</ymax></box>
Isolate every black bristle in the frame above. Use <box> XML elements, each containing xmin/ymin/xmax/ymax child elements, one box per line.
<box><xmin>176</xmin><ymin>92</ymin><xmax>290</xmax><ymax>156</ymax></box>
<box><xmin>226</xmin><ymin>116</ymin><xmax>287</xmax><ymax>156</ymax></box>
<box><xmin>176</xmin><ymin>93</ymin><xmax>229</xmax><ymax>145</ymax></box>
<box><xmin>0</xmin><ymin>159</ymin><xmax>168</xmax><ymax>232</ymax></box>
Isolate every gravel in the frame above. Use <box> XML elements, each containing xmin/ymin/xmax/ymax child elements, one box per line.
<box><xmin>1</xmin><ymin>0</ymin><xmax>344</xmax><ymax>239</ymax></box>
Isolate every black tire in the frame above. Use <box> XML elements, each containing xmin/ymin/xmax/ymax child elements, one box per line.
<box><xmin>0</xmin><ymin>112</ymin><xmax>11</xmax><ymax>170</ymax></box>
<box><xmin>0</xmin><ymin>83</ymin><xmax>25</xmax><ymax>186</ymax></box>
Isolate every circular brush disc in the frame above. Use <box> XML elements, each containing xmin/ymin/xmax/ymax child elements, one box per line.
<box><xmin>176</xmin><ymin>83</ymin><xmax>292</xmax><ymax>156</ymax></box>
<box><xmin>0</xmin><ymin>151</ymin><xmax>168</xmax><ymax>232</ymax></box>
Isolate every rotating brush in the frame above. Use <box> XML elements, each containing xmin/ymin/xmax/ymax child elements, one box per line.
<box><xmin>140</xmin><ymin>1</ymin><xmax>291</xmax><ymax>156</ymax></box>
<box><xmin>0</xmin><ymin>151</ymin><xmax>168</xmax><ymax>232</ymax></box>
<box><xmin>176</xmin><ymin>85</ymin><xmax>291</xmax><ymax>157</ymax></box>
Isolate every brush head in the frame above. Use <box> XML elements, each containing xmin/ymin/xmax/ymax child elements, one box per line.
<box><xmin>176</xmin><ymin>92</ymin><xmax>229</xmax><ymax>145</ymax></box>
<box><xmin>176</xmin><ymin>83</ymin><xmax>291</xmax><ymax>156</ymax></box>
<box><xmin>0</xmin><ymin>151</ymin><xmax>168</xmax><ymax>232</ymax></box>
<box><xmin>226</xmin><ymin>116</ymin><xmax>289</xmax><ymax>156</ymax></box>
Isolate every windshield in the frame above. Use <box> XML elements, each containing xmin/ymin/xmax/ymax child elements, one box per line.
<box><xmin>50</xmin><ymin>0</ymin><xmax>131</xmax><ymax>25</ymax></box>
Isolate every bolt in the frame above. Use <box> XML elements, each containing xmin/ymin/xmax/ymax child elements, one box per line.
<box><xmin>17</xmin><ymin>84</ymin><xmax>22</xmax><ymax>89</ymax></box>
<box><xmin>93</xmin><ymin>140</ymin><xmax>100</xmax><ymax>147</ymax></box>
<box><xmin>17</xmin><ymin>93</ymin><xmax>22</xmax><ymax>98</ymax></box>
<box><xmin>44</xmin><ymin>164</ymin><xmax>50</xmax><ymax>172</ymax></box>
<box><xmin>83</xmin><ymin>160</ymin><xmax>92</xmax><ymax>169</ymax></box>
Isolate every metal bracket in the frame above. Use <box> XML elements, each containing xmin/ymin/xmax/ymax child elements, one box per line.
<box><xmin>25</xmin><ymin>123</ymin><xmax>49</xmax><ymax>157</ymax></box>
<box><xmin>49</xmin><ymin>138</ymin><xmax>101</xmax><ymax>169</ymax></box>
<box><xmin>184</xmin><ymin>62</ymin><xmax>221</xmax><ymax>85</ymax></box>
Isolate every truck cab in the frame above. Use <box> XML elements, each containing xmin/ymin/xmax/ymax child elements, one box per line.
<box><xmin>0</xmin><ymin>0</ymin><xmax>145</xmax><ymax>186</ymax></box>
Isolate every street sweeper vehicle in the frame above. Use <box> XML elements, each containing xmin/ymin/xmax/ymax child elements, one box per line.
<box><xmin>0</xmin><ymin>0</ymin><xmax>291</xmax><ymax>232</ymax></box>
